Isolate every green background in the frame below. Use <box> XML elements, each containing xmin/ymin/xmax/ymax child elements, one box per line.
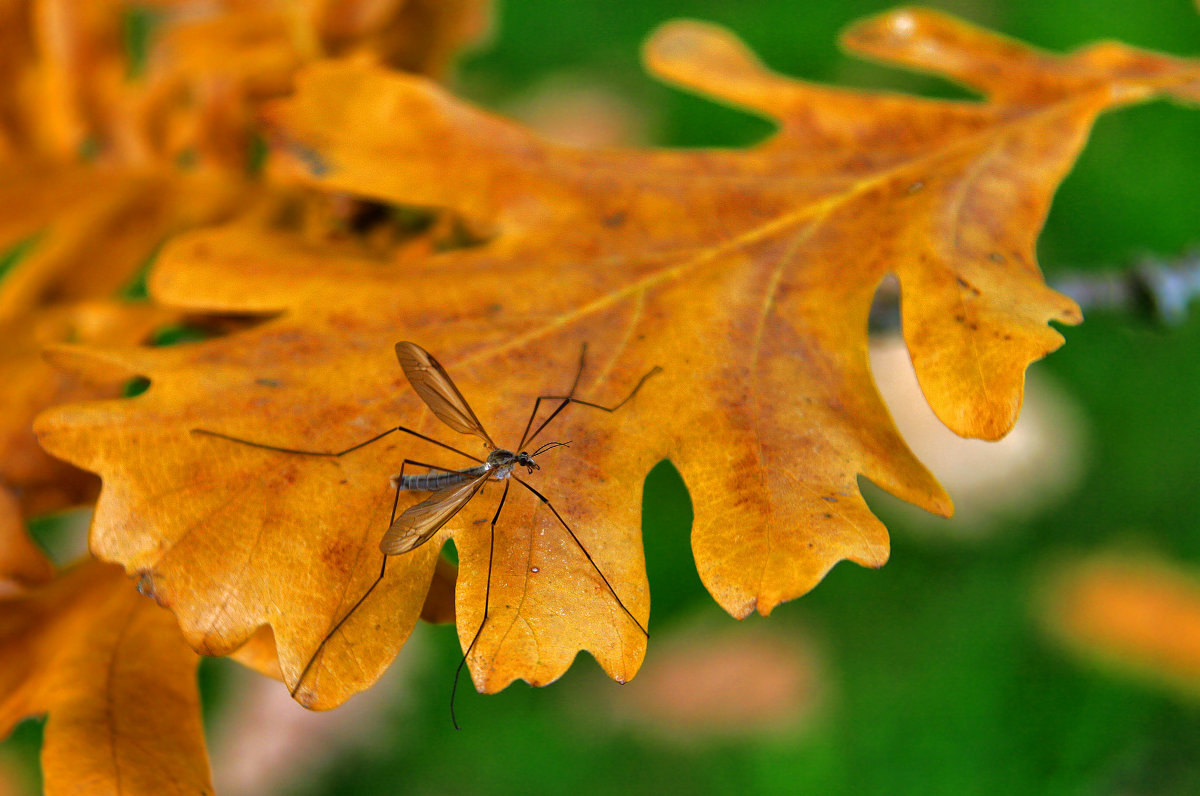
<box><xmin>9</xmin><ymin>0</ymin><xmax>1200</xmax><ymax>794</ymax></box>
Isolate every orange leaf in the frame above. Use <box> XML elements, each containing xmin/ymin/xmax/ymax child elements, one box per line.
<box><xmin>0</xmin><ymin>559</ymin><xmax>211</xmax><ymax>795</ymax></box>
<box><xmin>1041</xmin><ymin>555</ymin><xmax>1200</xmax><ymax>694</ymax></box>
<box><xmin>0</xmin><ymin>489</ymin><xmax>52</xmax><ymax>588</ymax></box>
<box><xmin>311</xmin><ymin>0</ymin><xmax>492</xmax><ymax>77</ymax></box>
<box><xmin>36</xmin><ymin>250</ymin><xmax>652</xmax><ymax>706</ymax></box>
<box><xmin>35</xmin><ymin>10</ymin><xmax>1200</xmax><ymax>708</ymax></box>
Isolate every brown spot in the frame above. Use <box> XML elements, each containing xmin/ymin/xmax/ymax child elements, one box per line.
<box><xmin>320</xmin><ymin>538</ymin><xmax>357</xmax><ymax>568</ymax></box>
<box><xmin>821</xmin><ymin>496</ymin><xmax>837</xmax><ymax>503</ymax></box>
<box><xmin>603</xmin><ymin>211</ymin><xmax>627</xmax><ymax>228</ymax></box>
<box><xmin>989</xmin><ymin>252</ymin><xmax>1005</xmax><ymax>263</ymax></box>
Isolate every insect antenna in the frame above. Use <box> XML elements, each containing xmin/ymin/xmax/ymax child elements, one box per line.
<box><xmin>530</xmin><ymin>440</ymin><xmax>570</xmax><ymax>457</ymax></box>
<box><xmin>450</xmin><ymin>480</ymin><xmax>510</xmax><ymax>730</ymax></box>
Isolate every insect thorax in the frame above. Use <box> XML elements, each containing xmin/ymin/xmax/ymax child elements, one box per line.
<box><xmin>486</xmin><ymin>449</ymin><xmax>538</xmax><ymax>478</ymax></box>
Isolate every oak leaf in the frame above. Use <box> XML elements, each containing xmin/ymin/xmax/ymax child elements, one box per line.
<box><xmin>0</xmin><ymin>558</ymin><xmax>211</xmax><ymax>796</ymax></box>
<box><xmin>34</xmin><ymin>10</ymin><xmax>1200</xmax><ymax>710</ymax></box>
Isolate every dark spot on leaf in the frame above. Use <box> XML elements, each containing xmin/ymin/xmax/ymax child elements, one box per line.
<box><xmin>821</xmin><ymin>496</ymin><xmax>837</xmax><ymax>502</ymax></box>
<box><xmin>989</xmin><ymin>252</ymin><xmax>1005</xmax><ymax>263</ymax></box>
<box><xmin>823</xmin><ymin>513</ymin><xmax>833</xmax><ymax>519</ymax></box>
<box><xmin>256</xmin><ymin>378</ymin><xmax>281</xmax><ymax>387</ymax></box>
<box><xmin>906</xmin><ymin>180</ymin><xmax>925</xmax><ymax>194</ymax></box>
<box><xmin>603</xmin><ymin>211</ymin><xmax>627</xmax><ymax>227</ymax></box>
<box><xmin>320</xmin><ymin>538</ymin><xmax>357</xmax><ymax>568</ymax></box>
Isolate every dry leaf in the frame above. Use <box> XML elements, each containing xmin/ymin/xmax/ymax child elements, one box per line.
<box><xmin>36</xmin><ymin>10</ymin><xmax>1200</xmax><ymax>709</ymax></box>
<box><xmin>0</xmin><ymin>558</ymin><xmax>211</xmax><ymax>796</ymax></box>
<box><xmin>36</xmin><ymin>269</ymin><xmax>652</xmax><ymax>707</ymax></box>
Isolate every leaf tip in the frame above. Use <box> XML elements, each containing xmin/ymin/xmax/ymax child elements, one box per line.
<box><xmin>839</xmin><ymin>6</ymin><xmax>929</xmax><ymax>51</ymax></box>
<box><xmin>643</xmin><ymin>18</ymin><xmax>768</xmax><ymax>90</ymax></box>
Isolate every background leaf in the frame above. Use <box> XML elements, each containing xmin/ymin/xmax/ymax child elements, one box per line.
<box><xmin>0</xmin><ymin>559</ymin><xmax>211</xmax><ymax>796</ymax></box>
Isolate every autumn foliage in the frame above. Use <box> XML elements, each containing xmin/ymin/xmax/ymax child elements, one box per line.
<box><xmin>4</xmin><ymin>2</ymin><xmax>1200</xmax><ymax>792</ymax></box>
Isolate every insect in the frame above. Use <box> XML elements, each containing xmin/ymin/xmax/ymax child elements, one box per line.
<box><xmin>194</xmin><ymin>341</ymin><xmax>660</xmax><ymax>725</ymax></box>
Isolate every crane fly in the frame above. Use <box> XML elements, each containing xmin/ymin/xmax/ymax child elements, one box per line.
<box><xmin>193</xmin><ymin>341</ymin><xmax>660</xmax><ymax>726</ymax></box>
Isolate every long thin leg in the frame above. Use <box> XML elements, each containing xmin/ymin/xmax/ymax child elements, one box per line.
<box><xmin>520</xmin><ymin>364</ymin><xmax>662</xmax><ymax>450</ymax></box>
<box><xmin>517</xmin><ymin>343</ymin><xmax>588</xmax><ymax>449</ymax></box>
<box><xmin>291</xmin><ymin>458</ymin><xmax>443</xmax><ymax>697</ymax></box>
<box><xmin>450</xmin><ymin>479</ymin><xmax>509</xmax><ymax>730</ymax></box>
<box><xmin>193</xmin><ymin>424</ymin><xmax>484</xmax><ymax>463</ymax></box>
<box><xmin>514</xmin><ymin>477</ymin><xmax>648</xmax><ymax>638</ymax></box>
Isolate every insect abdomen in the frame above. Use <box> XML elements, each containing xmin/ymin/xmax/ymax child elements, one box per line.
<box><xmin>397</xmin><ymin>466</ymin><xmax>486</xmax><ymax>492</ymax></box>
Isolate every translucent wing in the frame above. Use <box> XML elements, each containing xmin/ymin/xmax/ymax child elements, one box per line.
<box><xmin>380</xmin><ymin>471</ymin><xmax>490</xmax><ymax>555</ymax></box>
<box><xmin>395</xmin><ymin>341</ymin><xmax>496</xmax><ymax>448</ymax></box>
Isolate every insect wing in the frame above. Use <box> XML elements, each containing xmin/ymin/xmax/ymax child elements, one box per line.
<box><xmin>395</xmin><ymin>342</ymin><xmax>496</xmax><ymax>448</ymax></box>
<box><xmin>380</xmin><ymin>472</ymin><xmax>490</xmax><ymax>555</ymax></box>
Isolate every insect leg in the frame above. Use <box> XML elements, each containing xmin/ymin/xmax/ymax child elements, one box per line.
<box><xmin>450</xmin><ymin>479</ymin><xmax>509</xmax><ymax>730</ymax></box>
<box><xmin>291</xmin><ymin>458</ymin><xmax>448</xmax><ymax>698</ymax></box>
<box><xmin>513</xmin><ymin>477</ymin><xmax>648</xmax><ymax>638</ymax></box>
<box><xmin>521</xmin><ymin>364</ymin><xmax>662</xmax><ymax>449</ymax></box>
<box><xmin>192</xmin><ymin>424</ymin><xmax>484</xmax><ymax>463</ymax></box>
<box><xmin>517</xmin><ymin>343</ymin><xmax>588</xmax><ymax>449</ymax></box>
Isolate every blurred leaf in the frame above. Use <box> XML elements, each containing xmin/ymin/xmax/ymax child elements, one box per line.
<box><xmin>1042</xmin><ymin>554</ymin><xmax>1200</xmax><ymax>695</ymax></box>
<box><xmin>0</xmin><ymin>559</ymin><xmax>210</xmax><ymax>796</ymax></box>
<box><xmin>0</xmin><ymin>490</ymin><xmax>52</xmax><ymax>588</ymax></box>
